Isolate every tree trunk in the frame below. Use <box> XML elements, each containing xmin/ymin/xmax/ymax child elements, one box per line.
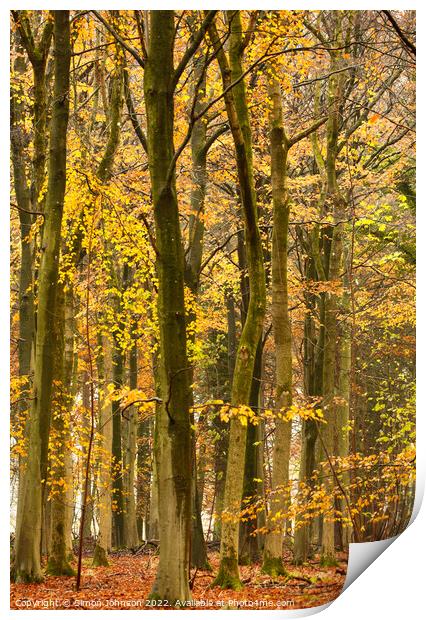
<box><xmin>320</xmin><ymin>50</ymin><xmax>345</xmax><ymax>566</ymax></box>
<box><xmin>92</xmin><ymin>44</ymin><xmax>124</xmax><ymax>560</ymax></box>
<box><xmin>145</xmin><ymin>11</ymin><xmax>192</xmax><ymax>603</ymax></box>
<box><xmin>10</xmin><ymin>38</ymin><xmax>34</xmax><ymax>401</ymax></box>
<box><xmin>13</xmin><ymin>10</ymin><xmax>70</xmax><ymax>583</ymax></box>
<box><xmin>11</xmin><ymin>18</ymin><xmax>52</xmax><ymax>556</ymax></box>
<box><xmin>93</xmin><ymin>336</ymin><xmax>113</xmax><ymax>566</ymax></box>
<box><xmin>123</xmin><ymin>335</ymin><xmax>140</xmax><ymax>549</ymax></box>
<box><xmin>47</xmin><ymin>283</ymin><xmax>74</xmax><ymax>576</ymax></box>
<box><xmin>63</xmin><ymin>286</ymin><xmax>76</xmax><ymax>560</ymax></box>
<box><xmin>239</xmin><ymin>338</ymin><xmax>263</xmax><ymax>565</ymax></box>
<box><xmin>262</xmin><ymin>75</ymin><xmax>292</xmax><ymax>577</ymax></box>
<box><xmin>208</xmin><ymin>12</ymin><xmax>266</xmax><ymax>589</ymax></box>
<box><xmin>294</xmin><ymin>252</ymin><xmax>318</xmax><ymax>564</ymax></box>
<box><xmin>148</xmin><ymin>350</ymin><xmax>161</xmax><ymax>541</ymax></box>
<box><xmin>336</xmin><ymin>253</ymin><xmax>352</xmax><ymax>549</ymax></box>
<box><xmin>148</xmin><ymin>442</ymin><xmax>160</xmax><ymax>540</ymax></box>
<box><xmin>111</xmin><ymin>338</ymin><xmax>125</xmax><ymax>548</ymax></box>
<box><xmin>184</xmin><ymin>54</ymin><xmax>210</xmax><ymax>569</ymax></box>
<box><xmin>320</xmin><ymin>223</ymin><xmax>342</xmax><ymax>565</ymax></box>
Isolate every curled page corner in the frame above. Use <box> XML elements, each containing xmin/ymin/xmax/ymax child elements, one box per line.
<box><xmin>344</xmin><ymin>465</ymin><xmax>424</xmax><ymax>592</ymax></box>
<box><xmin>344</xmin><ymin>537</ymin><xmax>396</xmax><ymax>591</ymax></box>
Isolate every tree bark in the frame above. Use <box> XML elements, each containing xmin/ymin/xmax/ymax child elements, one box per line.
<box><xmin>92</xmin><ymin>52</ymin><xmax>124</xmax><ymax>556</ymax></box>
<box><xmin>185</xmin><ymin>51</ymin><xmax>210</xmax><ymax>570</ymax></box>
<box><xmin>208</xmin><ymin>12</ymin><xmax>266</xmax><ymax>589</ymax></box>
<box><xmin>145</xmin><ymin>11</ymin><xmax>192</xmax><ymax>604</ymax></box>
<box><xmin>13</xmin><ymin>10</ymin><xmax>70</xmax><ymax>583</ymax></box>
<box><xmin>261</xmin><ymin>75</ymin><xmax>293</xmax><ymax>576</ymax></box>
<box><xmin>294</xmin><ymin>253</ymin><xmax>318</xmax><ymax>563</ymax></box>
<box><xmin>320</xmin><ymin>41</ymin><xmax>345</xmax><ymax>567</ymax></box>
<box><xmin>11</xmin><ymin>16</ymin><xmax>53</xmax><ymax>553</ymax></box>
<box><xmin>46</xmin><ymin>283</ymin><xmax>74</xmax><ymax>576</ymax></box>
<box><xmin>239</xmin><ymin>338</ymin><xmax>264</xmax><ymax>565</ymax></box>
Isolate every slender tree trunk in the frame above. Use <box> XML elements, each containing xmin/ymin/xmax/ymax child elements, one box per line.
<box><xmin>320</xmin><ymin>225</ymin><xmax>342</xmax><ymax>565</ymax></box>
<box><xmin>148</xmin><ymin>350</ymin><xmax>161</xmax><ymax>541</ymax></box>
<box><xmin>185</xmin><ymin>55</ymin><xmax>211</xmax><ymax>570</ymax></box>
<box><xmin>63</xmin><ymin>286</ymin><xmax>76</xmax><ymax>560</ymax></box>
<box><xmin>81</xmin><ymin>371</ymin><xmax>94</xmax><ymax>542</ymax></box>
<box><xmin>111</xmin><ymin>338</ymin><xmax>125</xmax><ymax>548</ymax></box>
<box><xmin>197</xmin><ymin>444</ymin><xmax>207</xmax><ymax>510</ymax></box>
<box><xmin>14</xmin><ymin>39</ymin><xmax>52</xmax><ymax>556</ymax></box>
<box><xmin>208</xmin><ymin>12</ymin><xmax>266</xmax><ymax>589</ymax></box>
<box><xmin>148</xmin><ymin>442</ymin><xmax>160</xmax><ymax>540</ymax></box>
<box><xmin>123</xmin><ymin>334</ymin><xmax>140</xmax><ymax>548</ymax></box>
<box><xmin>320</xmin><ymin>51</ymin><xmax>345</xmax><ymax>566</ymax></box>
<box><xmin>294</xmin><ymin>251</ymin><xmax>318</xmax><ymax>564</ymax></box>
<box><xmin>336</xmin><ymin>253</ymin><xmax>352</xmax><ymax>548</ymax></box>
<box><xmin>13</xmin><ymin>11</ymin><xmax>70</xmax><ymax>583</ymax></box>
<box><xmin>262</xmin><ymin>75</ymin><xmax>293</xmax><ymax>576</ymax></box>
<box><xmin>91</xmin><ymin>46</ymin><xmax>124</xmax><ymax>560</ymax></box>
<box><xmin>11</xmin><ymin>43</ymin><xmax>34</xmax><ymax>554</ymax></box>
<box><xmin>136</xmin><ymin>415</ymin><xmax>152</xmax><ymax>541</ymax></box>
<box><xmin>93</xmin><ymin>336</ymin><xmax>113</xmax><ymax>566</ymax></box>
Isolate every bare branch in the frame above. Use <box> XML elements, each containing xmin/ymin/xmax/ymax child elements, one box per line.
<box><xmin>92</xmin><ymin>10</ymin><xmax>145</xmax><ymax>67</ymax></box>
<box><xmin>382</xmin><ymin>10</ymin><xmax>416</xmax><ymax>56</ymax></box>
<box><xmin>171</xmin><ymin>10</ymin><xmax>217</xmax><ymax>92</ymax></box>
<box><xmin>288</xmin><ymin>116</ymin><xmax>328</xmax><ymax>148</ymax></box>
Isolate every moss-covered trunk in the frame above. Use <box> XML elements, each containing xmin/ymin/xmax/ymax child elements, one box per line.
<box><xmin>10</xmin><ymin>39</ymin><xmax>34</xmax><ymax>401</ymax></box>
<box><xmin>145</xmin><ymin>11</ymin><xmax>192</xmax><ymax>603</ymax></box>
<box><xmin>185</xmin><ymin>54</ymin><xmax>210</xmax><ymax>570</ymax></box>
<box><xmin>239</xmin><ymin>338</ymin><xmax>264</xmax><ymax>565</ymax></box>
<box><xmin>208</xmin><ymin>12</ymin><xmax>266</xmax><ymax>589</ymax></box>
<box><xmin>11</xmin><ymin>17</ymin><xmax>52</xmax><ymax>554</ymax></box>
<box><xmin>63</xmin><ymin>287</ymin><xmax>76</xmax><ymax>560</ymax></box>
<box><xmin>13</xmin><ymin>11</ymin><xmax>70</xmax><ymax>583</ymax></box>
<box><xmin>262</xmin><ymin>75</ymin><xmax>292</xmax><ymax>577</ymax></box>
<box><xmin>47</xmin><ymin>283</ymin><xmax>74</xmax><ymax>576</ymax></box>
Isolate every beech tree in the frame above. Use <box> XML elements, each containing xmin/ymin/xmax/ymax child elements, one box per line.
<box><xmin>13</xmin><ymin>10</ymin><xmax>71</xmax><ymax>583</ymax></box>
<box><xmin>207</xmin><ymin>11</ymin><xmax>267</xmax><ymax>588</ymax></box>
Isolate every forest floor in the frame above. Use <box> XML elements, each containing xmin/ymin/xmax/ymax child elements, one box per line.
<box><xmin>11</xmin><ymin>550</ymin><xmax>347</xmax><ymax>610</ymax></box>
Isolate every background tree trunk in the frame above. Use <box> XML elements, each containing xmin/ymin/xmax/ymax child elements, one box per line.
<box><xmin>262</xmin><ymin>75</ymin><xmax>292</xmax><ymax>578</ymax></box>
<box><xmin>123</xmin><ymin>334</ymin><xmax>140</xmax><ymax>549</ymax></box>
<box><xmin>93</xmin><ymin>336</ymin><xmax>113</xmax><ymax>566</ymax></box>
